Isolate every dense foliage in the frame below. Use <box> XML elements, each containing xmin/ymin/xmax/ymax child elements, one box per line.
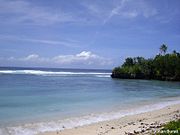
<box><xmin>111</xmin><ymin>45</ymin><xmax>180</xmax><ymax>81</ymax></box>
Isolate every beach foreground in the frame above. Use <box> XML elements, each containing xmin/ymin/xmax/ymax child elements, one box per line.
<box><xmin>37</xmin><ymin>103</ymin><xmax>180</xmax><ymax>135</ymax></box>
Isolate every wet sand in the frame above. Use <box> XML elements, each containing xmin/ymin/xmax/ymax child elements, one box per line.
<box><xmin>37</xmin><ymin>103</ymin><xmax>180</xmax><ymax>135</ymax></box>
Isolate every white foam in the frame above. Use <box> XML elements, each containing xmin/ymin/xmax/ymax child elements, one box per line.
<box><xmin>95</xmin><ymin>75</ymin><xmax>111</xmax><ymax>78</ymax></box>
<box><xmin>0</xmin><ymin>70</ymin><xmax>111</xmax><ymax>77</ymax></box>
<box><xmin>1</xmin><ymin>99</ymin><xmax>180</xmax><ymax>135</ymax></box>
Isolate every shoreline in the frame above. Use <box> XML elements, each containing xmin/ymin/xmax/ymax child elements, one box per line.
<box><xmin>1</xmin><ymin>100</ymin><xmax>180</xmax><ymax>135</ymax></box>
<box><xmin>37</xmin><ymin>103</ymin><xmax>180</xmax><ymax>135</ymax></box>
<box><xmin>1</xmin><ymin>99</ymin><xmax>180</xmax><ymax>135</ymax></box>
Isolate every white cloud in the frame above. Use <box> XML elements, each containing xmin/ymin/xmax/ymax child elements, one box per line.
<box><xmin>103</xmin><ymin>0</ymin><xmax>128</xmax><ymax>24</ymax></box>
<box><xmin>0</xmin><ymin>0</ymin><xmax>80</xmax><ymax>25</ymax></box>
<box><xmin>0</xmin><ymin>0</ymin><xmax>158</xmax><ymax>26</ymax></box>
<box><xmin>22</xmin><ymin>54</ymin><xmax>39</xmax><ymax>61</ymax></box>
<box><xmin>0</xmin><ymin>35</ymin><xmax>80</xmax><ymax>47</ymax></box>
<box><xmin>83</xmin><ymin>0</ymin><xmax>158</xmax><ymax>24</ymax></box>
<box><xmin>76</xmin><ymin>51</ymin><xmax>98</xmax><ymax>59</ymax></box>
<box><xmin>25</xmin><ymin>39</ymin><xmax>80</xmax><ymax>48</ymax></box>
<box><xmin>52</xmin><ymin>51</ymin><xmax>111</xmax><ymax>65</ymax></box>
<box><xmin>4</xmin><ymin>51</ymin><xmax>112</xmax><ymax>67</ymax></box>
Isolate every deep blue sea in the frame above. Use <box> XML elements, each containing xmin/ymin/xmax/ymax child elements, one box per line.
<box><xmin>0</xmin><ymin>67</ymin><xmax>180</xmax><ymax>135</ymax></box>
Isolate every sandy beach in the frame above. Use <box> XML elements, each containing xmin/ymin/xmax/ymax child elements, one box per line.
<box><xmin>37</xmin><ymin>103</ymin><xmax>180</xmax><ymax>135</ymax></box>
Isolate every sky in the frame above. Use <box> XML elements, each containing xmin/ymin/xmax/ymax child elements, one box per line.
<box><xmin>0</xmin><ymin>0</ymin><xmax>180</xmax><ymax>69</ymax></box>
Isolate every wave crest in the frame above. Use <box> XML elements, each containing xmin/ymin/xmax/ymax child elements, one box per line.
<box><xmin>0</xmin><ymin>70</ymin><xmax>111</xmax><ymax>77</ymax></box>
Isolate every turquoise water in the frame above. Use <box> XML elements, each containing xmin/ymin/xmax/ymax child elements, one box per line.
<box><xmin>0</xmin><ymin>67</ymin><xmax>180</xmax><ymax>135</ymax></box>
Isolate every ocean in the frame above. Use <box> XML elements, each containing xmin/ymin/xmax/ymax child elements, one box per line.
<box><xmin>0</xmin><ymin>67</ymin><xmax>180</xmax><ymax>135</ymax></box>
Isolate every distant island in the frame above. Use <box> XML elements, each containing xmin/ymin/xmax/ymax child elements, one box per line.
<box><xmin>111</xmin><ymin>44</ymin><xmax>180</xmax><ymax>81</ymax></box>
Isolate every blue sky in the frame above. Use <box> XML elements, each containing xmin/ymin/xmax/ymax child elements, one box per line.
<box><xmin>0</xmin><ymin>0</ymin><xmax>180</xmax><ymax>69</ymax></box>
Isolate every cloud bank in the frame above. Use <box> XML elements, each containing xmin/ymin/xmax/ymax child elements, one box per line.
<box><xmin>1</xmin><ymin>51</ymin><xmax>112</xmax><ymax>68</ymax></box>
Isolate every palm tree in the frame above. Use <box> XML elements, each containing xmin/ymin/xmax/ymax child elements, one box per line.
<box><xmin>160</xmin><ymin>44</ymin><xmax>167</xmax><ymax>55</ymax></box>
<box><xmin>173</xmin><ymin>50</ymin><xmax>177</xmax><ymax>55</ymax></box>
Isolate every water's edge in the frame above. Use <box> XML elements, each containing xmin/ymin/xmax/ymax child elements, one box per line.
<box><xmin>1</xmin><ymin>99</ymin><xmax>180</xmax><ymax>135</ymax></box>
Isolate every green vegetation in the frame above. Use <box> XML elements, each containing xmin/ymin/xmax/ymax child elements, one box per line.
<box><xmin>111</xmin><ymin>44</ymin><xmax>180</xmax><ymax>81</ymax></box>
<box><xmin>155</xmin><ymin>119</ymin><xmax>180</xmax><ymax>135</ymax></box>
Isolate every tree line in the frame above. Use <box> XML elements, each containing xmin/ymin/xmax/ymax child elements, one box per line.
<box><xmin>111</xmin><ymin>44</ymin><xmax>180</xmax><ymax>81</ymax></box>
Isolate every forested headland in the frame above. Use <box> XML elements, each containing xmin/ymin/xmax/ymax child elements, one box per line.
<box><xmin>111</xmin><ymin>44</ymin><xmax>180</xmax><ymax>81</ymax></box>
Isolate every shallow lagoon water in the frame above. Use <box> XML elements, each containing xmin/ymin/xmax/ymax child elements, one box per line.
<box><xmin>0</xmin><ymin>67</ymin><xmax>180</xmax><ymax>135</ymax></box>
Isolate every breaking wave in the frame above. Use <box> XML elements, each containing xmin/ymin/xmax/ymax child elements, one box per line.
<box><xmin>0</xmin><ymin>70</ymin><xmax>111</xmax><ymax>77</ymax></box>
<box><xmin>1</xmin><ymin>100</ymin><xmax>180</xmax><ymax>135</ymax></box>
